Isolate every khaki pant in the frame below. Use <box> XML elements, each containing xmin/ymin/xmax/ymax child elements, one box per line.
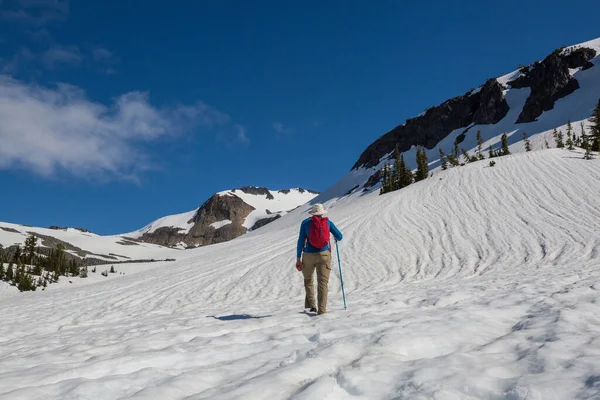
<box><xmin>302</xmin><ymin>251</ymin><xmax>332</xmax><ymax>314</ymax></box>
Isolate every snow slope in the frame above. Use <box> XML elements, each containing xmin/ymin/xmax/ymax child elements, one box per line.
<box><xmin>320</xmin><ymin>37</ymin><xmax>600</xmax><ymax>202</ymax></box>
<box><xmin>1</xmin><ymin>149</ymin><xmax>600</xmax><ymax>399</ymax></box>
<box><xmin>0</xmin><ymin>222</ymin><xmax>176</xmax><ymax>262</ymax></box>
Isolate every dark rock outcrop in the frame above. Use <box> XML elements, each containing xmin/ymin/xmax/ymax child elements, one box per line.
<box><xmin>510</xmin><ymin>47</ymin><xmax>597</xmax><ymax>123</ymax></box>
<box><xmin>233</xmin><ymin>186</ymin><xmax>274</xmax><ymax>199</ymax></box>
<box><xmin>251</xmin><ymin>215</ymin><xmax>281</xmax><ymax>230</ymax></box>
<box><xmin>364</xmin><ymin>170</ymin><xmax>383</xmax><ymax>188</ymax></box>
<box><xmin>49</xmin><ymin>226</ymin><xmax>92</xmax><ymax>233</ymax></box>
<box><xmin>352</xmin><ymin>78</ymin><xmax>509</xmax><ymax>169</ymax></box>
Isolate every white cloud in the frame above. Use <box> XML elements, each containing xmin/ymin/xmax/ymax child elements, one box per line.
<box><xmin>0</xmin><ymin>75</ymin><xmax>240</xmax><ymax>180</ymax></box>
<box><xmin>272</xmin><ymin>121</ymin><xmax>293</xmax><ymax>135</ymax></box>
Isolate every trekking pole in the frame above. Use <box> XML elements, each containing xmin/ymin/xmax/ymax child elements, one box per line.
<box><xmin>335</xmin><ymin>241</ymin><xmax>347</xmax><ymax>310</ymax></box>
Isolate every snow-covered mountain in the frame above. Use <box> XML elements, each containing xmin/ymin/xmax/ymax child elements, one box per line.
<box><xmin>0</xmin><ymin>222</ymin><xmax>177</xmax><ymax>265</ymax></box>
<box><xmin>317</xmin><ymin>37</ymin><xmax>600</xmax><ymax>201</ymax></box>
<box><xmin>1</xmin><ymin>149</ymin><xmax>599</xmax><ymax>399</ymax></box>
<box><xmin>125</xmin><ymin>187</ymin><xmax>319</xmax><ymax>248</ymax></box>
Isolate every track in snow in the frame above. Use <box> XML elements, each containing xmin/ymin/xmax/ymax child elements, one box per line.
<box><xmin>1</xmin><ymin>149</ymin><xmax>600</xmax><ymax>399</ymax></box>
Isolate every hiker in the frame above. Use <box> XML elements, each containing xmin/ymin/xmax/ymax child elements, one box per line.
<box><xmin>296</xmin><ymin>203</ymin><xmax>343</xmax><ymax>315</ymax></box>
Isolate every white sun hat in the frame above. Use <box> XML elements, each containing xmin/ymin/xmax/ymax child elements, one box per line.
<box><xmin>308</xmin><ymin>203</ymin><xmax>327</xmax><ymax>216</ymax></box>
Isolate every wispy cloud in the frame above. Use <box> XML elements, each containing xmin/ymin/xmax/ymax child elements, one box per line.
<box><xmin>93</xmin><ymin>47</ymin><xmax>117</xmax><ymax>64</ymax></box>
<box><xmin>0</xmin><ymin>75</ymin><xmax>242</xmax><ymax>180</ymax></box>
<box><xmin>1</xmin><ymin>47</ymin><xmax>35</xmax><ymax>74</ymax></box>
<box><xmin>42</xmin><ymin>44</ymin><xmax>81</xmax><ymax>68</ymax></box>
<box><xmin>272</xmin><ymin>121</ymin><xmax>293</xmax><ymax>135</ymax></box>
<box><xmin>1</xmin><ymin>45</ymin><xmax>81</xmax><ymax>73</ymax></box>
<box><xmin>1</xmin><ymin>0</ymin><xmax>69</xmax><ymax>26</ymax></box>
<box><xmin>235</xmin><ymin>125</ymin><xmax>250</xmax><ymax>145</ymax></box>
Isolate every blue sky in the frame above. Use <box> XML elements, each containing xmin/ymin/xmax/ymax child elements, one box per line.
<box><xmin>1</xmin><ymin>0</ymin><xmax>599</xmax><ymax>235</ymax></box>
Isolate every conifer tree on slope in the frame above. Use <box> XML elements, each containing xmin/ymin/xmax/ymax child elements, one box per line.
<box><xmin>415</xmin><ymin>147</ymin><xmax>429</xmax><ymax>182</ymax></box>
<box><xmin>556</xmin><ymin>130</ymin><xmax>565</xmax><ymax>148</ymax></box>
<box><xmin>24</xmin><ymin>234</ymin><xmax>37</xmax><ymax>265</ymax></box>
<box><xmin>439</xmin><ymin>147</ymin><xmax>448</xmax><ymax>170</ymax></box>
<box><xmin>523</xmin><ymin>132</ymin><xmax>532</xmax><ymax>152</ymax></box>
<box><xmin>380</xmin><ymin>162</ymin><xmax>388</xmax><ymax>195</ymax></box>
<box><xmin>399</xmin><ymin>154</ymin><xmax>413</xmax><ymax>188</ymax></box>
<box><xmin>476</xmin><ymin>130</ymin><xmax>484</xmax><ymax>160</ymax></box>
<box><xmin>393</xmin><ymin>145</ymin><xmax>402</xmax><ymax>190</ymax></box>
<box><xmin>581</xmin><ymin>127</ymin><xmax>593</xmax><ymax>160</ymax></box>
<box><xmin>590</xmin><ymin>99</ymin><xmax>600</xmax><ymax>152</ymax></box>
<box><xmin>5</xmin><ymin>262</ymin><xmax>13</xmax><ymax>282</ymax></box>
<box><xmin>501</xmin><ymin>133</ymin><xmax>510</xmax><ymax>155</ymax></box>
<box><xmin>566</xmin><ymin>121</ymin><xmax>574</xmax><ymax>149</ymax></box>
<box><xmin>461</xmin><ymin>148</ymin><xmax>474</xmax><ymax>163</ymax></box>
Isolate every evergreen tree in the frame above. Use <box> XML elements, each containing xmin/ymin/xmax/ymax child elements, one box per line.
<box><xmin>523</xmin><ymin>132</ymin><xmax>532</xmax><ymax>152</ymax></box>
<box><xmin>380</xmin><ymin>163</ymin><xmax>388</xmax><ymax>195</ymax></box>
<box><xmin>415</xmin><ymin>147</ymin><xmax>429</xmax><ymax>182</ymax></box>
<box><xmin>590</xmin><ymin>99</ymin><xmax>600</xmax><ymax>152</ymax></box>
<box><xmin>453</xmin><ymin>141</ymin><xmax>459</xmax><ymax>159</ymax></box>
<box><xmin>398</xmin><ymin>154</ymin><xmax>413</xmax><ymax>188</ymax></box>
<box><xmin>439</xmin><ymin>147</ymin><xmax>448</xmax><ymax>170</ymax></box>
<box><xmin>32</xmin><ymin>262</ymin><xmax>42</xmax><ymax>276</ymax></box>
<box><xmin>110</xmin><ymin>265</ymin><xmax>116</xmax><ymax>274</ymax></box>
<box><xmin>24</xmin><ymin>234</ymin><xmax>37</xmax><ymax>265</ymax></box>
<box><xmin>69</xmin><ymin>259</ymin><xmax>80</xmax><ymax>276</ymax></box>
<box><xmin>461</xmin><ymin>148</ymin><xmax>476</xmax><ymax>163</ymax></box>
<box><xmin>13</xmin><ymin>245</ymin><xmax>21</xmax><ymax>263</ymax></box>
<box><xmin>556</xmin><ymin>130</ymin><xmax>565</xmax><ymax>148</ymax></box>
<box><xmin>447</xmin><ymin>153</ymin><xmax>460</xmax><ymax>167</ymax></box>
<box><xmin>488</xmin><ymin>145</ymin><xmax>495</xmax><ymax>158</ymax></box>
<box><xmin>544</xmin><ymin>138</ymin><xmax>550</xmax><ymax>149</ymax></box>
<box><xmin>0</xmin><ymin>263</ymin><xmax>4</xmax><ymax>281</ymax></box>
<box><xmin>393</xmin><ymin>145</ymin><xmax>402</xmax><ymax>190</ymax></box>
<box><xmin>500</xmin><ymin>133</ymin><xmax>510</xmax><ymax>155</ymax></box>
<box><xmin>552</xmin><ymin>128</ymin><xmax>559</xmax><ymax>146</ymax></box>
<box><xmin>582</xmin><ymin>134</ymin><xmax>593</xmax><ymax>160</ymax></box>
<box><xmin>14</xmin><ymin>261</ymin><xmax>23</xmax><ymax>285</ymax></box>
<box><xmin>5</xmin><ymin>262</ymin><xmax>13</xmax><ymax>282</ymax></box>
<box><xmin>476</xmin><ymin>130</ymin><xmax>484</xmax><ymax>159</ymax></box>
<box><xmin>566</xmin><ymin>121</ymin><xmax>574</xmax><ymax>150</ymax></box>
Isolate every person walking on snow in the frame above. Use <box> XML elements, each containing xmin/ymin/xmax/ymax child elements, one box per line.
<box><xmin>296</xmin><ymin>203</ymin><xmax>343</xmax><ymax>315</ymax></box>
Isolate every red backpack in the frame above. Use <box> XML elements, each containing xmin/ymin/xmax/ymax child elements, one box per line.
<box><xmin>308</xmin><ymin>216</ymin><xmax>330</xmax><ymax>248</ymax></box>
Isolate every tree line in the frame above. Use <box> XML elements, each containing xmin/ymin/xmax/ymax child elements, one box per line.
<box><xmin>0</xmin><ymin>235</ymin><xmax>85</xmax><ymax>292</ymax></box>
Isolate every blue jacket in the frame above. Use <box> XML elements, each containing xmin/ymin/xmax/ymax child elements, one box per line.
<box><xmin>297</xmin><ymin>217</ymin><xmax>343</xmax><ymax>258</ymax></box>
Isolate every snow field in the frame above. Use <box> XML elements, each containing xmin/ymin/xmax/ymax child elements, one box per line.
<box><xmin>1</xmin><ymin>149</ymin><xmax>600</xmax><ymax>399</ymax></box>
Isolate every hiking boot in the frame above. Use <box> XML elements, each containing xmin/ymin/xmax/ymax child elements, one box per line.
<box><xmin>309</xmin><ymin>307</ymin><xmax>317</xmax><ymax>313</ymax></box>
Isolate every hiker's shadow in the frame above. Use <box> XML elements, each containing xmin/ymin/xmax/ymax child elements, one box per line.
<box><xmin>207</xmin><ymin>314</ymin><xmax>272</xmax><ymax>321</ymax></box>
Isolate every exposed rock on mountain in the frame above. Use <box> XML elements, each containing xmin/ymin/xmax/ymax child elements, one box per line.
<box><xmin>128</xmin><ymin>187</ymin><xmax>318</xmax><ymax>248</ymax></box>
<box><xmin>351</xmin><ymin>41</ymin><xmax>598</xmax><ymax>175</ymax></box>
<box><xmin>352</xmin><ymin>78</ymin><xmax>509</xmax><ymax>170</ymax></box>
